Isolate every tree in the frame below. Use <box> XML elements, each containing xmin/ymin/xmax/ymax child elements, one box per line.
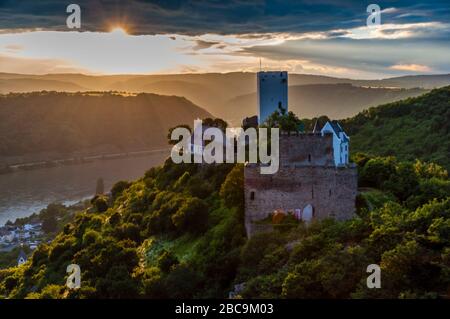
<box><xmin>42</xmin><ymin>215</ymin><xmax>57</xmax><ymax>233</ymax></box>
<box><xmin>203</xmin><ymin>118</ymin><xmax>228</xmax><ymax>131</ymax></box>
<box><xmin>263</xmin><ymin>105</ymin><xmax>303</xmax><ymax>133</ymax></box>
<box><xmin>111</xmin><ymin>180</ymin><xmax>131</xmax><ymax>201</ymax></box>
<box><xmin>171</xmin><ymin>197</ymin><xmax>208</xmax><ymax>234</ymax></box>
<box><xmin>359</xmin><ymin>156</ymin><xmax>397</xmax><ymax>188</ymax></box>
<box><xmin>93</xmin><ymin>195</ymin><xmax>109</xmax><ymax>213</ymax></box>
<box><xmin>157</xmin><ymin>250</ymin><xmax>179</xmax><ymax>273</ymax></box>
<box><xmin>220</xmin><ymin>164</ymin><xmax>244</xmax><ymax>211</ymax></box>
<box><xmin>167</xmin><ymin>124</ymin><xmax>191</xmax><ymax>145</ymax></box>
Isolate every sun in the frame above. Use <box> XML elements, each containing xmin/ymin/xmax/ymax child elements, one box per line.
<box><xmin>109</xmin><ymin>26</ymin><xmax>128</xmax><ymax>35</ymax></box>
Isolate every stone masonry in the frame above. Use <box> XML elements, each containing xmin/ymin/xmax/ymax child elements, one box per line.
<box><xmin>244</xmin><ymin>132</ymin><xmax>357</xmax><ymax>237</ymax></box>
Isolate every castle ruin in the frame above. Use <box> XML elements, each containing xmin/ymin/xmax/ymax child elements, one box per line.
<box><xmin>244</xmin><ymin>131</ymin><xmax>358</xmax><ymax>237</ymax></box>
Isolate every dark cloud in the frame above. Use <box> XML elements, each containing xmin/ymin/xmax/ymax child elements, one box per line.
<box><xmin>0</xmin><ymin>0</ymin><xmax>448</xmax><ymax>35</ymax></box>
<box><xmin>192</xmin><ymin>40</ymin><xmax>220</xmax><ymax>50</ymax></box>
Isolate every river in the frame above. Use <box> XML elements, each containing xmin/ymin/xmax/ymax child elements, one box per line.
<box><xmin>0</xmin><ymin>152</ymin><xmax>169</xmax><ymax>225</ymax></box>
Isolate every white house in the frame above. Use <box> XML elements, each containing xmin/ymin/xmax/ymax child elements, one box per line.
<box><xmin>321</xmin><ymin>121</ymin><xmax>350</xmax><ymax>166</ymax></box>
<box><xmin>17</xmin><ymin>249</ymin><xmax>27</xmax><ymax>266</ymax></box>
<box><xmin>188</xmin><ymin>121</ymin><xmax>226</xmax><ymax>160</ymax></box>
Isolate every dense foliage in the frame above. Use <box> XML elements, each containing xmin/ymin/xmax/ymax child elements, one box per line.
<box><xmin>342</xmin><ymin>86</ymin><xmax>450</xmax><ymax>170</ymax></box>
<box><xmin>1</xmin><ymin>151</ymin><xmax>449</xmax><ymax>298</ymax></box>
<box><xmin>0</xmin><ymin>91</ymin><xmax>210</xmax><ymax>162</ymax></box>
<box><xmin>1</xmin><ymin>86</ymin><xmax>450</xmax><ymax>298</ymax></box>
<box><xmin>235</xmin><ymin>156</ymin><xmax>450</xmax><ymax>299</ymax></box>
<box><xmin>0</xmin><ymin>161</ymin><xmax>246</xmax><ymax>298</ymax></box>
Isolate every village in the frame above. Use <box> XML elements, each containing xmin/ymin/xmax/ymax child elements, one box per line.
<box><xmin>0</xmin><ymin>221</ymin><xmax>44</xmax><ymax>253</ymax></box>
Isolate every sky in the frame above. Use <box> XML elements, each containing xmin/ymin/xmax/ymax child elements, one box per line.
<box><xmin>0</xmin><ymin>0</ymin><xmax>449</xmax><ymax>78</ymax></box>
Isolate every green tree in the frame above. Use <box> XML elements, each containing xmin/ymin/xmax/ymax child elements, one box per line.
<box><xmin>263</xmin><ymin>105</ymin><xmax>303</xmax><ymax>133</ymax></box>
<box><xmin>220</xmin><ymin>164</ymin><xmax>244</xmax><ymax>211</ymax></box>
<box><xmin>157</xmin><ymin>250</ymin><xmax>179</xmax><ymax>273</ymax></box>
<box><xmin>171</xmin><ymin>197</ymin><xmax>208</xmax><ymax>234</ymax></box>
<box><xmin>111</xmin><ymin>180</ymin><xmax>131</xmax><ymax>201</ymax></box>
<box><xmin>42</xmin><ymin>215</ymin><xmax>57</xmax><ymax>233</ymax></box>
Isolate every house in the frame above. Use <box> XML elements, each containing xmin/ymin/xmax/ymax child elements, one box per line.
<box><xmin>321</xmin><ymin>121</ymin><xmax>350</xmax><ymax>166</ymax></box>
<box><xmin>17</xmin><ymin>249</ymin><xmax>27</xmax><ymax>266</ymax></box>
<box><xmin>188</xmin><ymin>121</ymin><xmax>226</xmax><ymax>161</ymax></box>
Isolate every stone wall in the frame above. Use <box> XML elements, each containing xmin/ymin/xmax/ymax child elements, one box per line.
<box><xmin>244</xmin><ymin>133</ymin><xmax>357</xmax><ymax>237</ymax></box>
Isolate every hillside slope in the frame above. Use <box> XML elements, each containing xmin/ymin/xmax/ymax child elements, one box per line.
<box><xmin>343</xmin><ymin>86</ymin><xmax>450</xmax><ymax>170</ymax></box>
<box><xmin>0</xmin><ymin>92</ymin><xmax>211</xmax><ymax>165</ymax></box>
<box><xmin>226</xmin><ymin>84</ymin><xmax>426</xmax><ymax>120</ymax></box>
<box><xmin>1</xmin><ymin>154</ymin><xmax>449</xmax><ymax>299</ymax></box>
<box><xmin>0</xmin><ymin>79</ymin><xmax>87</xmax><ymax>93</ymax></box>
<box><xmin>1</xmin><ymin>72</ymin><xmax>449</xmax><ymax>124</ymax></box>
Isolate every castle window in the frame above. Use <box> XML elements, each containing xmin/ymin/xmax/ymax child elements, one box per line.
<box><xmin>329</xmin><ymin>189</ymin><xmax>332</xmax><ymax>197</ymax></box>
<box><xmin>250</xmin><ymin>191</ymin><xmax>255</xmax><ymax>200</ymax></box>
<box><xmin>311</xmin><ymin>186</ymin><xmax>314</xmax><ymax>199</ymax></box>
<box><xmin>308</xmin><ymin>154</ymin><xmax>311</xmax><ymax>162</ymax></box>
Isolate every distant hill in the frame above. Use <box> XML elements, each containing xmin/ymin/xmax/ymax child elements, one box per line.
<box><xmin>0</xmin><ymin>78</ymin><xmax>87</xmax><ymax>93</ymax></box>
<box><xmin>226</xmin><ymin>84</ymin><xmax>426</xmax><ymax>120</ymax></box>
<box><xmin>1</xmin><ymin>72</ymin><xmax>449</xmax><ymax>124</ymax></box>
<box><xmin>0</xmin><ymin>92</ymin><xmax>211</xmax><ymax>165</ymax></box>
<box><xmin>342</xmin><ymin>86</ymin><xmax>450</xmax><ymax>170</ymax></box>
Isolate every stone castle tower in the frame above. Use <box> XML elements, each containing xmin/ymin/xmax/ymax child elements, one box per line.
<box><xmin>244</xmin><ymin>131</ymin><xmax>358</xmax><ymax>237</ymax></box>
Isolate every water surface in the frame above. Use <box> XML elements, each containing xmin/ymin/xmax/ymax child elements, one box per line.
<box><xmin>0</xmin><ymin>152</ymin><xmax>168</xmax><ymax>225</ymax></box>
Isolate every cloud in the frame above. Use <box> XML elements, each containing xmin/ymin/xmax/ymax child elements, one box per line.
<box><xmin>0</xmin><ymin>54</ymin><xmax>89</xmax><ymax>74</ymax></box>
<box><xmin>389</xmin><ymin>63</ymin><xmax>432</xmax><ymax>72</ymax></box>
<box><xmin>192</xmin><ymin>40</ymin><xmax>220</xmax><ymax>51</ymax></box>
<box><xmin>4</xmin><ymin>44</ymin><xmax>24</xmax><ymax>53</ymax></box>
<box><xmin>0</xmin><ymin>0</ymin><xmax>448</xmax><ymax>36</ymax></box>
<box><xmin>381</xmin><ymin>7</ymin><xmax>399</xmax><ymax>14</ymax></box>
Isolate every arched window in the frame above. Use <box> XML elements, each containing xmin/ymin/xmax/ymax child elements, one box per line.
<box><xmin>308</xmin><ymin>154</ymin><xmax>311</xmax><ymax>162</ymax></box>
<box><xmin>250</xmin><ymin>191</ymin><xmax>255</xmax><ymax>200</ymax></box>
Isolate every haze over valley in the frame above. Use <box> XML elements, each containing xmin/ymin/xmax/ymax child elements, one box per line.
<box><xmin>2</xmin><ymin>72</ymin><xmax>449</xmax><ymax>124</ymax></box>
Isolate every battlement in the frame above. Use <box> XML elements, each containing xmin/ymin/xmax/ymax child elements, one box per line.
<box><xmin>278</xmin><ymin>132</ymin><xmax>335</xmax><ymax>167</ymax></box>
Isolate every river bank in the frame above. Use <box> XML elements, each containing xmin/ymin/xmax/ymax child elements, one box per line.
<box><xmin>0</xmin><ymin>151</ymin><xmax>169</xmax><ymax>225</ymax></box>
<box><xmin>0</xmin><ymin>148</ymin><xmax>170</xmax><ymax>175</ymax></box>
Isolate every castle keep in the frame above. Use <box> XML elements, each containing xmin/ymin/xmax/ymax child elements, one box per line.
<box><xmin>244</xmin><ymin>130</ymin><xmax>358</xmax><ymax>237</ymax></box>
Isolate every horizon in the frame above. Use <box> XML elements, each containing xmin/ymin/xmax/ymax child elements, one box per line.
<box><xmin>2</xmin><ymin>70</ymin><xmax>450</xmax><ymax>80</ymax></box>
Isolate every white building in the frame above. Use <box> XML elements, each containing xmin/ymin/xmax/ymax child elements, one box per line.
<box><xmin>321</xmin><ymin>121</ymin><xmax>350</xmax><ymax>166</ymax></box>
<box><xmin>17</xmin><ymin>249</ymin><xmax>27</xmax><ymax>266</ymax></box>
<box><xmin>257</xmin><ymin>71</ymin><xmax>288</xmax><ymax>124</ymax></box>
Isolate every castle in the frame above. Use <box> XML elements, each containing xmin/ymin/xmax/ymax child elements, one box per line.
<box><xmin>244</xmin><ymin>71</ymin><xmax>357</xmax><ymax>237</ymax></box>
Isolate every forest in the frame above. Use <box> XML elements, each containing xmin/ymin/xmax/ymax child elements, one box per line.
<box><xmin>0</xmin><ymin>87</ymin><xmax>449</xmax><ymax>299</ymax></box>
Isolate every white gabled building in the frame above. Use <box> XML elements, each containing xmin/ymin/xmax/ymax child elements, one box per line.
<box><xmin>17</xmin><ymin>249</ymin><xmax>27</xmax><ymax>266</ymax></box>
<box><xmin>321</xmin><ymin>121</ymin><xmax>350</xmax><ymax>166</ymax></box>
